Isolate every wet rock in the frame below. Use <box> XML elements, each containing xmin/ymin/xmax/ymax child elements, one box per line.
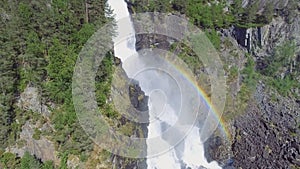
<box><xmin>204</xmin><ymin>132</ymin><xmax>233</xmax><ymax>167</ymax></box>
<box><xmin>129</xmin><ymin>80</ymin><xmax>149</xmax><ymax>112</ymax></box>
<box><xmin>114</xmin><ymin>56</ymin><xmax>122</xmax><ymax>66</ymax></box>
<box><xmin>111</xmin><ymin>154</ymin><xmax>147</xmax><ymax>169</ymax></box>
<box><xmin>136</xmin><ymin>34</ymin><xmax>173</xmax><ymax>51</ymax></box>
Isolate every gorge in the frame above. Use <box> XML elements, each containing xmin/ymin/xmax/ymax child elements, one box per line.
<box><xmin>107</xmin><ymin>0</ymin><xmax>222</xmax><ymax>168</ymax></box>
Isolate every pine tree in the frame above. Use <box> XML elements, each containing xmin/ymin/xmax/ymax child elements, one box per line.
<box><xmin>0</xmin><ymin>1</ymin><xmax>20</xmax><ymax>149</ymax></box>
<box><xmin>20</xmin><ymin>152</ymin><xmax>42</xmax><ymax>169</ymax></box>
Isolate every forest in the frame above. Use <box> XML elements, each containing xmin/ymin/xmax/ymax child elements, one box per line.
<box><xmin>0</xmin><ymin>0</ymin><xmax>299</xmax><ymax>168</ymax></box>
<box><xmin>0</xmin><ymin>0</ymin><xmax>116</xmax><ymax>168</ymax></box>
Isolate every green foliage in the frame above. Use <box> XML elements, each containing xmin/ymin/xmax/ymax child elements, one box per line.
<box><xmin>74</xmin><ymin>23</ymin><xmax>96</xmax><ymax>45</ymax></box>
<box><xmin>95</xmin><ymin>53</ymin><xmax>120</xmax><ymax>119</ymax></box>
<box><xmin>59</xmin><ymin>152</ymin><xmax>68</xmax><ymax>169</ymax></box>
<box><xmin>32</xmin><ymin>128</ymin><xmax>42</xmax><ymax>140</ymax></box>
<box><xmin>51</xmin><ymin>102</ymin><xmax>93</xmax><ymax>154</ymax></box>
<box><xmin>265</xmin><ymin>41</ymin><xmax>297</xmax><ymax>76</ymax></box>
<box><xmin>18</xmin><ymin>3</ymin><xmax>33</xmax><ymax>21</ymax></box>
<box><xmin>236</xmin><ymin>55</ymin><xmax>259</xmax><ymax>113</ymax></box>
<box><xmin>231</xmin><ymin>0</ymin><xmax>244</xmax><ymax>19</ymax></box>
<box><xmin>132</xmin><ymin>0</ymin><xmax>171</xmax><ymax>13</ymax></box>
<box><xmin>45</xmin><ymin>39</ymin><xmax>76</xmax><ymax>103</ymax></box>
<box><xmin>20</xmin><ymin>152</ymin><xmax>42</xmax><ymax>169</ymax></box>
<box><xmin>170</xmin><ymin>42</ymin><xmax>203</xmax><ymax>73</ymax></box>
<box><xmin>228</xmin><ymin>66</ymin><xmax>239</xmax><ymax>82</ymax></box>
<box><xmin>1</xmin><ymin>0</ymin><xmax>114</xmax><ymax>167</ymax></box>
<box><xmin>186</xmin><ymin>0</ymin><xmax>233</xmax><ymax>29</ymax></box>
<box><xmin>19</xmin><ymin>31</ymin><xmax>46</xmax><ymax>90</ymax></box>
<box><xmin>259</xmin><ymin>2</ymin><xmax>275</xmax><ymax>24</ymax></box>
<box><xmin>0</xmin><ymin>152</ymin><xmax>20</xmax><ymax>169</ymax></box>
<box><xmin>79</xmin><ymin>154</ymin><xmax>88</xmax><ymax>162</ymax></box>
<box><xmin>6</xmin><ymin>109</ymin><xmax>38</xmax><ymax>145</ymax></box>
<box><xmin>261</xmin><ymin>41</ymin><xmax>298</xmax><ymax>96</ymax></box>
<box><xmin>205</xmin><ymin>29</ymin><xmax>221</xmax><ymax>50</ymax></box>
<box><xmin>42</xmin><ymin>161</ymin><xmax>55</xmax><ymax>169</ymax></box>
<box><xmin>0</xmin><ymin>1</ymin><xmax>23</xmax><ymax>148</ymax></box>
<box><xmin>131</xmin><ymin>0</ymin><xmax>277</xmax><ymax>29</ymax></box>
<box><xmin>171</xmin><ymin>0</ymin><xmax>187</xmax><ymax>13</ymax></box>
<box><xmin>233</xmin><ymin>1</ymin><xmax>275</xmax><ymax>28</ymax></box>
<box><xmin>95</xmin><ymin>54</ymin><xmax>114</xmax><ymax>106</ymax></box>
<box><xmin>38</xmin><ymin>0</ymin><xmax>114</xmax><ymax>158</ymax></box>
<box><xmin>242</xmin><ymin>55</ymin><xmax>258</xmax><ymax>89</ymax></box>
<box><xmin>120</xmin><ymin>123</ymin><xmax>135</xmax><ymax>136</ymax></box>
<box><xmin>269</xmin><ymin>75</ymin><xmax>297</xmax><ymax>96</ymax></box>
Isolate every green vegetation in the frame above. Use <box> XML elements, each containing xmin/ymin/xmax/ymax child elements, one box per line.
<box><xmin>1</xmin><ymin>0</ymin><xmax>145</xmax><ymax>167</ymax></box>
<box><xmin>224</xmin><ymin>54</ymin><xmax>259</xmax><ymax>120</ymax></box>
<box><xmin>32</xmin><ymin>128</ymin><xmax>42</xmax><ymax>140</ymax></box>
<box><xmin>0</xmin><ymin>0</ymin><xmax>118</xmax><ymax>167</ymax></box>
<box><xmin>231</xmin><ymin>0</ymin><xmax>274</xmax><ymax>28</ymax></box>
<box><xmin>170</xmin><ymin>42</ymin><xmax>204</xmax><ymax>73</ymax></box>
<box><xmin>186</xmin><ymin>0</ymin><xmax>234</xmax><ymax>29</ymax></box>
<box><xmin>0</xmin><ymin>9</ymin><xmax>19</xmax><ymax>149</ymax></box>
<box><xmin>262</xmin><ymin>41</ymin><xmax>297</xmax><ymax>77</ymax></box>
<box><xmin>241</xmin><ymin>55</ymin><xmax>258</xmax><ymax>90</ymax></box>
<box><xmin>260</xmin><ymin>41</ymin><xmax>299</xmax><ymax>96</ymax></box>
<box><xmin>269</xmin><ymin>76</ymin><xmax>297</xmax><ymax>96</ymax></box>
<box><xmin>241</xmin><ymin>55</ymin><xmax>259</xmax><ymax>94</ymax></box>
<box><xmin>0</xmin><ymin>151</ymin><xmax>55</xmax><ymax>169</ymax></box>
<box><xmin>228</xmin><ymin>66</ymin><xmax>239</xmax><ymax>83</ymax></box>
<box><xmin>20</xmin><ymin>152</ymin><xmax>42</xmax><ymax>169</ymax></box>
<box><xmin>59</xmin><ymin>152</ymin><xmax>68</xmax><ymax>169</ymax></box>
<box><xmin>129</xmin><ymin>0</ymin><xmax>279</xmax><ymax>50</ymax></box>
<box><xmin>0</xmin><ymin>0</ymin><xmax>298</xmax><ymax>167</ymax></box>
<box><xmin>0</xmin><ymin>152</ymin><xmax>20</xmax><ymax>169</ymax></box>
<box><xmin>42</xmin><ymin>161</ymin><xmax>55</xmax><ymax>169</ymax></box>
<box><xmin>205</xmin><ymin>29</ymin><xmax>221</xmax><ymax>50</ymax></box>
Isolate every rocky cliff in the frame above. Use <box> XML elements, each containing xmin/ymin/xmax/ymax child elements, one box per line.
<box><xmin>232</xmin><ymin>83</ymin><xmax>300</xmax><ymax>168</ymax></box>
<box><xmin>125</xmin><ymin>0</ymin><xmax>300</xmax><ymax>168</ymax></box>
<box><xmin>218</xmin><ymin>2</ymin><xmax>300</xmax><ymax>168</ymax></box>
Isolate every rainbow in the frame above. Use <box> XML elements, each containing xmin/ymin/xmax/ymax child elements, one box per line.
<box><xmin>165</xmin><ymin>56</ymin><xmax>231</xmax><ymax>140</ymax></box>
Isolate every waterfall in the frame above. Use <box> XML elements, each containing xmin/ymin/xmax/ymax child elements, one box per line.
<box><xmin>107</xmin><ymin>0</ymin><xmax>222</xmax><ymax>168</ymax></box>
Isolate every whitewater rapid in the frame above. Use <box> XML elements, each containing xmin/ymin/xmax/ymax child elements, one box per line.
<box><xmin>107</xmin><ymin>0</ymin><xmax>222</xmax><ymax>168</ymax></box>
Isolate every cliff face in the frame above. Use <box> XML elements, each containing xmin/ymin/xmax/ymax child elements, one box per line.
<box><xmin>110</xmin><ymin>63</ymin><xmax>149</xmax><ymax>169</ymax></box>
<box><xmin>241</xmin><ymin>0</ymin><xmax>289</xmax><ymax>10</ymax></box>
<box><xmin>233</xmin><ymin>0</ymin><xmax>300</xmax><ymax>55</ymax></box>
<box><xmin>125</xmin><ymin>0</ymin><xmax>300</xmax><ymax>168</ymax></box>
<box><xmin>248</xmin><ymin>15</ymin><xmax>300</xmax><ymax>58</ymax></box>
<box><xmin>227</xmin><ymin>2</ymin><xmax>300</xmax><ymax>168</ymax></box>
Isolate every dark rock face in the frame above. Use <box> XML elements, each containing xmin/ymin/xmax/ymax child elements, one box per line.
<box><xmin>233</xmin><ymin>27</ymin><xmax>250</xmax><ymax>50</ymax></box>
<box><xmin>204</xmin><ymin>136</ymin><xmax>222</xmax><ymax>162</ymax></box>
<box><xmin>129</xmin><ymin>80</ymin><xmax>149</xmax><ymax>112</ymax></box>
<box><xmin>136</xmin><ymin>33</ymin><xmax>174</xmax><ymax>51</ymax></box>
<box><xmin>232</xmin><ymin>84</ymin><xmax>300</xmax><ymax>168</ymax></box>
<box><xmin>203</xmin><ymin>132</ymin><xmax>234</xmax><ymax>168</ymax></box>
<box><xmin>111</xmin><ymin>63</ymin><xmax>149</xmax><ymax>169</ymax></box>
<box><xmin>250</xmin><ymin>10</ymin><xmax>300</xmax><ymax>60</ymax></box>
<box><xmin>128</xmin><ymin>79</ymin><xmax>150</xmax><ymax>153</ymax></box>
<box><xmin>112</xmin><ymin>154</ymin><xmax>147</xmax><ymax>169</ymax></box>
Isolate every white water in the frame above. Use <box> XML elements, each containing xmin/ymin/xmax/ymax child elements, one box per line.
<box><xmin>107</xmin><ymin>1</ymin><xmax>221</xmax><ymax>168</ymax></box>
